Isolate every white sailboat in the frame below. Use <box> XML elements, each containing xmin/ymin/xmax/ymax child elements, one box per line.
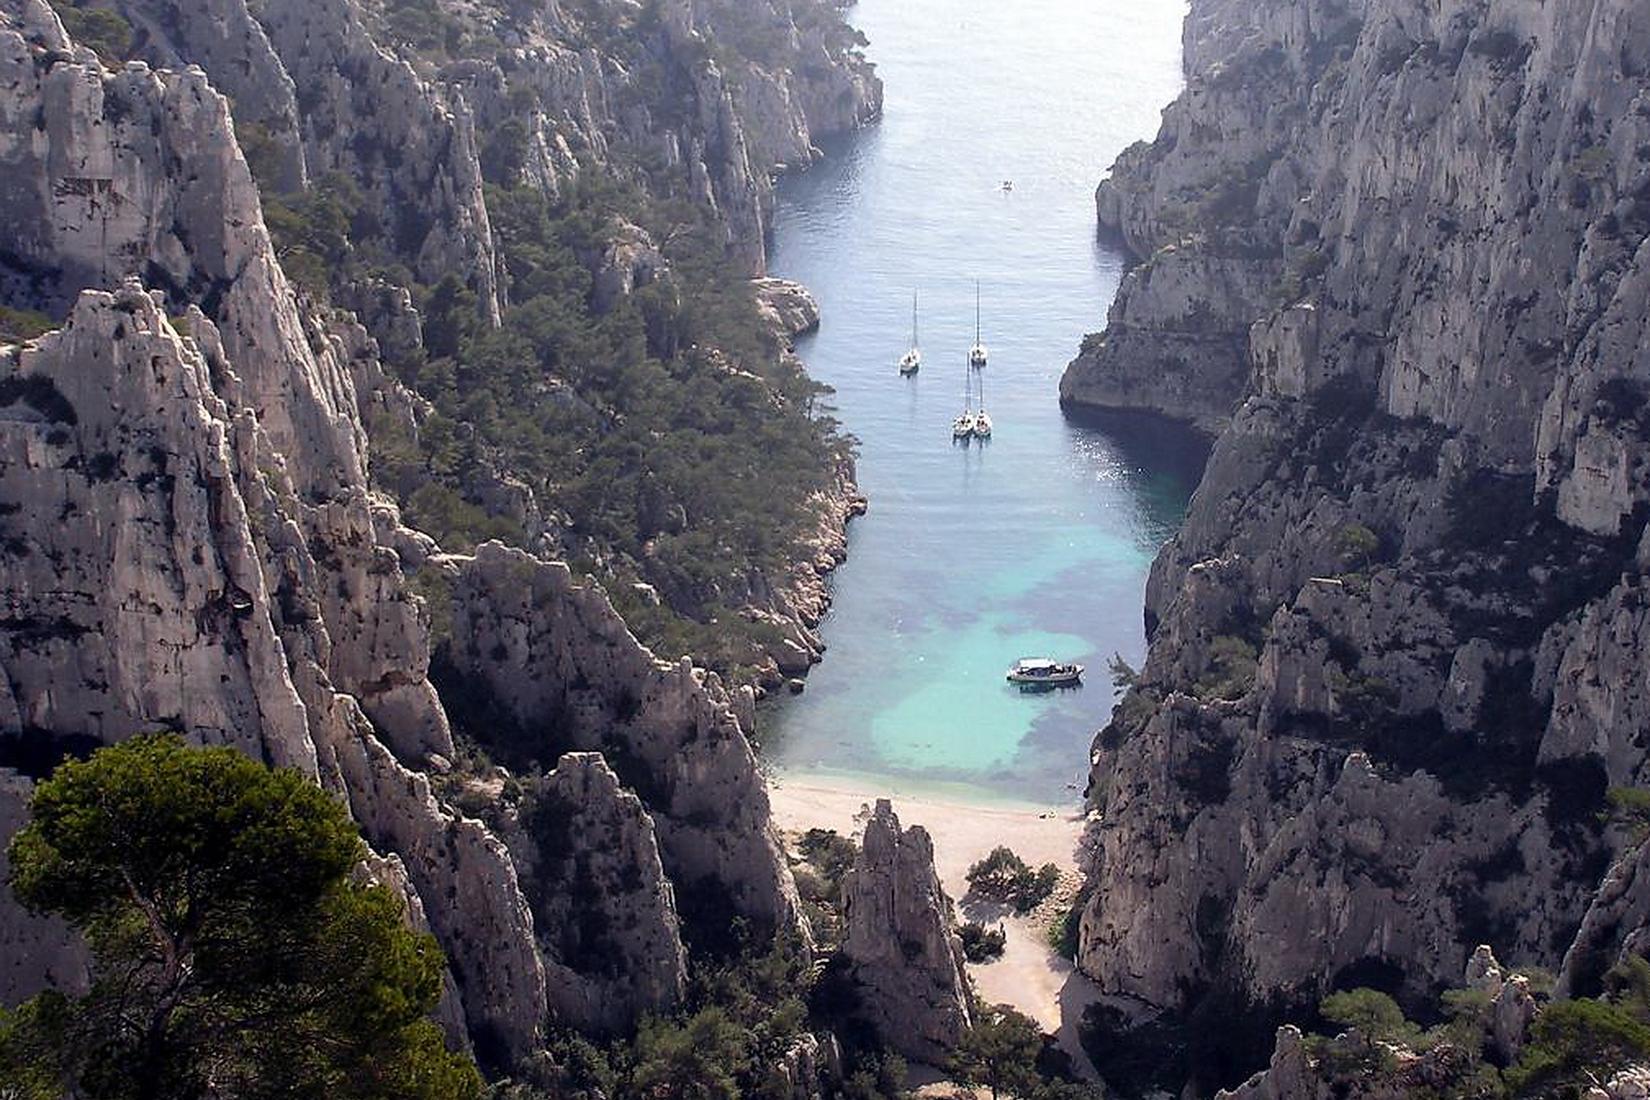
<box><xmin>898</xmin><ymin>291</ymin><xmax>922</xmax><ymax>375</ymax></box>
<box><xmin>974</xmin><ymin>362</ymin><xmax>993</xmax><ymax>438</ymax></box>
<box><xmin>953</xmin><ymin>352</ymin><xmax>977</xmax><ymax>439</ymax></box>
<box><xmin>969</xmin><ymin>281</ymin><xmax>989</xmax><ymax>369</ymax></box>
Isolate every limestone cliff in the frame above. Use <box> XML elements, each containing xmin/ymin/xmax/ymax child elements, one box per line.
<box><xmin>509</xmin><ymin>751</ymin><xmax>688</xmax><ymax>1037</ymax></box>
<box><xmin>1068</xmin><ymin>0</ymin><xmax>1650</xmax><ymax>1085</ymax></box>
<box><xmin>440</xmin><ymin>540</ymin><xmax>805</xmax><ymax>939</ymax></box>
<box><xmin>63</xmin><ymin>0</ymin><xmax>875</xmax><ymax>693</ymax></box>
<box><xmin>840</xmin><ymin>800</ymin><xmax>973</xmax><ymax>1066</ymax></box>
<box><xmin>0</xmin><ymin>0</ymin><xmax>857</xmax><ymax>1074</ymax></box>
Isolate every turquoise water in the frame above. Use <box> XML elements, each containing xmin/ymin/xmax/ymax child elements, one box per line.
<box><xmin>763</xmin><ymin>0</ymin><xmax>1206</xmax><ymax>804</ymax></box>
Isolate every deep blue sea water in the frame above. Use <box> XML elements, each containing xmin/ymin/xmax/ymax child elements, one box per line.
<box><xmin>762</xmin><ymin>0</ymin><xmax>1205</xmax><ymax>805</ymax></box>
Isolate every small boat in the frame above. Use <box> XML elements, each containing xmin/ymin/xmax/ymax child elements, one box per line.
<box><xmin>899</xmin><ymin>291</ymin><xmax>922</xmax><ymax>375</ymax></box>
<box><xmin>954</xmin><ymin>351</ymin><xmax>976</xmax><ymax>439</ymax></box>
<box><xmin>1001</xmin><ymin>180</ymin><xmax>1014</xmax><ymax>192</ymax></box>
<box><xmin>1006</xmin><ymin>658</ymin><xmax>1084</xmax><ymax>687</ymax></box>
<box><xmin>969</xmin><ymin>281</ymin><xmax>989</xmax><ymax>369</ymax></box>
<box><xmin>974</xmin><ymin>354</ymin><xmax>993</xmax><ymax>438</ymax></box>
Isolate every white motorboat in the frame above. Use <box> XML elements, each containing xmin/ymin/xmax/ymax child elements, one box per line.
<box><xmin>1006</xmin><ymin>658</ymin><xmax>1084</xmax><ymax>687</ymax></box>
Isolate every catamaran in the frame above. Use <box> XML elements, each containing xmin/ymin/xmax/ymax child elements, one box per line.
<box><xmin>898</xmin><ymin>291</ymin><xmax>922</xmax><ymax>375</ymax></box>
<box><xmin>969</xmin><ymin>281</ymin><xmax>989</xmax><ymax>369</ymax></box>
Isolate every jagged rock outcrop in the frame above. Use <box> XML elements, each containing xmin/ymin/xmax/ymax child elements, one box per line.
<box><xmin>441</xmin><ymin>541</ymin><xmax>805</xmax><ymax>939</ymax></box>
<box><xmin>1560</xmin><ymin>836</ymin><xmax>1650</xmax><ymax>999</ymax></box>
<box><xmin>1592</xmin><ymin>1067</ymin><xmax>1650</xmax><ymax>1100</ymax></box>
<box><xmin>103</xmin><ymin>0</ymin><xmax>879</xmax><ymax>290</ymax></box>
<box><xmin>754</xmin><ymin>276</ymin><xmax>822</xmax><ymax>339</ymax></box>
<box><xmin>1070</xmin><ymin>0</ymin><xmax>1650</xmax><ymax>1083</ymax></box>
<box><xmin>507</xmin><ymin>752</ymin><xmax>687</xmax><ymax>1036</ymax></box>
<box><xmin>839</xmin><ymin>800</ymin><xmax>972</xmax><ymax>1065</ymax></box>
<box><xmin>0</xmin><ymin>9</ymin><xmax>774</xmax><ymax>1068</ymax></box>
<box><xmin>1218</xmin><ymin>949</ymin><xmax>1539</xmax><ymax>1100</ymax></box>
<box><xmin>0</xmin><ymin>280</ymin><xmax>546</xmax><ymax>1063</ymax></box>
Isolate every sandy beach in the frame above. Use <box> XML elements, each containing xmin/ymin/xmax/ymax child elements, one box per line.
<box><xmin>766</xmin><ymin>769</ymin><xmax>1101</xmax><ymax>1077</ymax></box>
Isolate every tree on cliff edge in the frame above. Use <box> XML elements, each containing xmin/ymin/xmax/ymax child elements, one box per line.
<box><xmin>0</xmin><ymin>735</ymin><xmax>481</xmax><ymax>1100</ymax></box>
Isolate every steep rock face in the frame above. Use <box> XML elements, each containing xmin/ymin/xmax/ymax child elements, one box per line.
<box><xmin>0</xmin><ymin>288</ymin><xmax>316</xmax><ymax>768</ymax></box>
<box><xmin>107</xmin><ymin>0</ymin><xmax>879</xmax><ymax>288</ymax></box>
<box><xmin>508</xmin><ymin>752</ymin><xmax>687</xmax><ymax>1035</ymax></box>
<box><xmin>0</xmin><ymin>771</ymin><xmax>88</xmax><ymax>1003</ymax></box>
<box><xmin>252</xmin><ymin>0</ymin><xmax>503</xmax><ymax>318</ymax></box>
<box><xmin>0</xmin><ymin>0</ymin><xmax>871</xmax><ymax>1073</ymax></box>
<box><xmin>0</xmin><ymin>14</ymin><xmax>367</xmax><ymax>496</ymax></box>
<box><xmin>1070</xmin><ymin>0</ymin><xmax>1650</xmax><ymax>1073</ymax></box>
<box><xmin>0</xmin><ymin>283</ymin><xmax>546</xmax><ymax>1062</ymax></box>
<box><xmin>113</xmin><ymin>0</ymin><xmax>307</xmax><ymax>190</ymax></box>
<box><xmin>82</xmin><ymin>0</ymin><xmax>874</xmax><ymax>684</ymax></box>
<box><xmin>839</xmin><ymin>800</ymin><xmax>972</xmax><ymax>1066</ymax></box>
<box><xmin>319</xmin><ymin>707</ymin><xmax>547</xmax><ymax>1064</ymax></box>
<box><xmin>0</xmin><ymin>16</ymin><xmax>542</xmax><ymax>1066</ymax></box>
<box><xmin>0</xmin><ymin>12</ymin><xmax>455</xmax><ymax>762</ymax></box>
<box><xmin>442</xmin><ymin>541</ymin><xmax>804</xmax><ymax>938</ymax></box>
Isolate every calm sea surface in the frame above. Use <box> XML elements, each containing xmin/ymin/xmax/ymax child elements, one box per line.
<box><xmin>762</xmin><ymin>0</ymin><xmax>1205</xmax><ymax>805</ymax></box>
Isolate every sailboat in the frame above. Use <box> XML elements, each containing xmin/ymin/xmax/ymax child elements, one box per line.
<box><xmin>898</xmin><ymin>291</ymin><xmax>922</xmax><ymax>376</ymax></box>
<box><xmin>969</xmin><ymin>281</ymin><xmax>989</xmax><ymax>369</ymax></box>
<box><xmin>974</xmin><ymin>361</ymin><xmax>993</xmax><ymax>439</ymax></box>
<box><xmin>952</xmin><ymin>352</ymin><xmax>977</xmax><ymax>440</ymax></box>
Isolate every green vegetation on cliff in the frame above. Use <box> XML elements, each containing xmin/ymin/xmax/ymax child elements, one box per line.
<box><xmin>259</xmin><ymin>146</ymin><xmax>843</xmax><ymax>680</ymax></box>
<box><xmin>0</xmin><ymin>736</ymin><xmax>481</xmax><ymax>1100</ymax></box>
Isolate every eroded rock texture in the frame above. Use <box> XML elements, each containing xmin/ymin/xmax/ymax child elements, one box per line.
<box><xmin>442</xmin><ymin>541</ymin><xmax>805</xmax><ymax>940</ymax></box>
<box><xmin>0</xmin><ymin>0</ymin><xmax>857</xmax><ymax>1071</ymax></box>
<box><xmin>840</xmin><ymin>800</ymin><xmax>972</xmax><ymax>1066</ymax></box>
<box><xmin>1068</xmin><ymin>0</ymin><xmax>1650</xmax><ymax>1084</ymax></box>
<box><xmin>509</xmin><ymin>752</ymin><xmax>687</xmax><ymax>1036</ymax></box>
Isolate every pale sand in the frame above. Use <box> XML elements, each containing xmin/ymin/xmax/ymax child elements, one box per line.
<box><xmin>767</xmin><ymin>769</ymin><xmax>1101</xmax><ymax>1078</ymax></box>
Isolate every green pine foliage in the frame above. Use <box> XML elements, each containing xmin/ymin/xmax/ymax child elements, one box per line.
<box><xmin>965</xmin><ymin>847</ymin><xmax>1061</xmax><ymax>914</ymax></box>
<box><xmin>0</xmin><ymin>735</ymin><xmax>481</xmax><ymax>1100</ymax></box>
<box><xmin>372</xmin><ymin>178</ymin><xmax>844</xmax><ymax>677</ymax></box>
<box><xmin>45</xmin><ymin>2</ymin><xmax>132</xmax><ymax>64</ymax></box>
<box><xmin>1301</xmin><ymin>955</ymin><xmax>1650</xmax><ymax>1098</ymax></box>
<box><xmin>960</xmin><ymin>921</ymin><xmax>1008</xmax><ymax>963</ymax></box>
<box><xmin>489</xmin><ymin>935</ymin><xmax>831</xmax><ymax>1099</ymax></box>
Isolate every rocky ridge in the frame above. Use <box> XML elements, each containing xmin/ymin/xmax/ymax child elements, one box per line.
<box><xmin>840</xmin><ymin>799</ymin><xmax>974</xmax><ymax>1065</ymax></box>
<box><xmin>0</xmin><ymin>0</ymin><xmax>873</xmax><ymax>1077</ymax></box>
<box><xmin>1066</xmin><ymin>0</ymin><xmax>1650</xmax><ymax>1087</ymax></box>
<box><xmin>22</xmin><ymin>0</ymin><xmax>879</xmax><ymax>697</ymax></box>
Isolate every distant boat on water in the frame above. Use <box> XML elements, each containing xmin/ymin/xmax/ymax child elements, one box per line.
<box><xmin>969</xmin><ymin>281</ymin><xmax>989</xmax><ymax>369</ymax></box>
<box><xmin>898</xmin><ymin>291</ymin><xmax>922</xmax><ymax>375</ymax></box>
